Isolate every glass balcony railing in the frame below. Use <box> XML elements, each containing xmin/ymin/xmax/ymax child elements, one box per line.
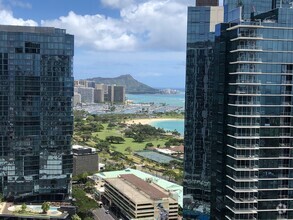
<box><xmin>234</xmin><ymin>154</ymin><xmax>259</xmax><ymax>159</ymax></box>
<box><xmin>236</xmin><ymin>68</ymin><xmax>261</xmax><ymax>73</ymax></box>
<box><xmin>237</xmin><ymin>57</ymin><xmax>262</xmax><ymax>62</ymax></box>
<box><xmin>233</xmin><ymin>165</ymin><xmax>259</xmax><ymax>169</ymax></box>
<box><xmin>235</xmin><ymin>80</ymin><xmax>261</xmax><ymax>84</ymax></box>
<box><xmin>234</xmin><ymin>144</ymin><xmax>259</xmax><ymax>148</ymax></box>
<box><xmin>232</xmin><ymin>196</ymin><xmax>258</xmax><ymax>202</ymax></box>
<box><xmin>235</xmin><ymin>101</ymin><xmax>261</xmax><ymax>105</ymax></box>
<box><xmin>238</xmin><ymin>33</ymin><xmax>263</xmax><ymax>38</ymax></box>
<box><xmin>237</xmin><ymin>45</ymin><xmax>262</xmax><ymax>50</ymax></box>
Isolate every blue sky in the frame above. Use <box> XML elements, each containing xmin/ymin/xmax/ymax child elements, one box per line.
<box><xmin>0</xmin><ymin>0</ymin><xmax>223</xmax><ymax>88</ymax></box>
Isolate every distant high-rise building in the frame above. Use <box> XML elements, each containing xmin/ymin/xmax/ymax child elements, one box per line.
<box><xmin>0</xmin><ymin>25</ymin><xmax>74</xmax><ymax>201</ymax></box>
<box><xmin>94</xmin><ymin>89</ymin><xmax>104</xmax><ymax>103</ymax></box>
<box><xmin>77</xmin><ymin>87</ymin><xmax>94</xmax><ymax>103</ymax></box>
<box><xmin>105</xmin><ymin>85</ymin><xmax>114</xmax><ymax>103</ymax></box>
<box><xmin>223</xmin><ymin>0</ymin><xmax>293</xmax><ymax>21</ymax></box>
<box><xmin>74</xmin><ymin>92</ymin><xmax>81</xmax><ymax>106</ymax></box>
<box><xmin>87</xmin><ymin>81</ymin><xmax>96</xmax><ymax>88</ymax></box>
<box><xmin>196</xmin><ymin>0</ymin><xmax>218</xmax><ymax>6</ymax></box>
<box><xmin>78</xmin><ymin>80</ymin><xmax>88</xmax><ymax>87</ymax></box>
<box><xmin>113</xmin><ymin>85</ymin><xmax>125</xmax><ymax>103</ymax></box>
<box><xmin>183</xmin><ymin>2</ymin><xmax>223</xmax><ymax>219</ymax></box>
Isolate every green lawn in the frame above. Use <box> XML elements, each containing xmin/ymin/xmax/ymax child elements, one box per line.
<box><xmin>87</xmin><ymin>124</ymin><xmax>169</xmax><ymax>153</ymax></box>
<box><xmin>111</xmin><ymin>137</ymin><xmax>168</xmax><ymax>153</ymax></box>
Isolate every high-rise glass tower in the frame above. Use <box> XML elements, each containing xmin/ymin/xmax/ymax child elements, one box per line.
<box><xmin>224</xmin><ymin>0</ymin><xmax>293</xmax><ymax>21</ymax></box>
<box><xmin>212</xmin><ymin>6</ymin><xmax>293</xmax><ymax>220</ymax></box>
<box><xmin>183</xmin><ymin>1</ymin><xmax>223</xmax><ymax>219</ymax></box>
<box><xmin>0</xmin><ymin>25</ymin><xmax>74</xmax><ymax>201</ymax></box>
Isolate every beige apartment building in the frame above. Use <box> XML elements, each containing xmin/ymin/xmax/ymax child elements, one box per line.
<box><xmin>103</xmin><ymin>174</ymin><xmax>178</xmax><ymax>220</ymax></box>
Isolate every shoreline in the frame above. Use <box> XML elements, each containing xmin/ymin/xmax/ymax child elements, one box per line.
<box><xmin>126</xmin><ymin>118</ymin><xmax>184</xmax><ymax>125</ymax></box>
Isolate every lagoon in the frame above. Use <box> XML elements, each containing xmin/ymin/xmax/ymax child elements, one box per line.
<box><xmin>150</xmin><ymin>119</ymin><xmax>184</xmax><ymax>136</ymax></box>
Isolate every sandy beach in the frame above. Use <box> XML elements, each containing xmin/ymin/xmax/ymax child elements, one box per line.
<box><xmin>126</xmin><ymin>118</ymin><xmax>183</xmax><ymax>125</ymax></box>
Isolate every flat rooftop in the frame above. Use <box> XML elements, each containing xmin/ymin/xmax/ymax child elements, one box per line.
<box><xmin>120</xmin><ymin>174</ymin><xmax>168</xmax><ymax>200</ymax></box>
<box><xmin>96</xmin><ymin>168</ymin><xmax>183</xmax><ymax>207</ymax></box>
<box><xmin>0</xmin><ymin>25</ymin><xmax>65</xmax><ymax>34</ymax></box>
<box><xmin>105</xmin><ymin>177</ymin><xmax>153</xmax><ymax>204</ymax></box>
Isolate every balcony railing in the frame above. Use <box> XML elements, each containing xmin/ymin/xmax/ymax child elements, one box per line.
<box><xmin>233</xmin><ymin>144</ymin><xmax>259</xmax><ymax>148</ymax></box>
<box><xmin>236</xmin><ymin>68</ymin><xmax>261</xmax><ymax>73</ymax></box>
<box><xmin>237</xmin><ymin>57</ymin><xmax>262</xmax><ymax>62</ymax></box>
<box><xmin>237</xmin><ymin>45</ymin><xmax>262</xmax><ymax>50</ymax></box>
<box><xmin>235</xmin><ymin>80</ymin><xmax>261</xmax><ymax>84</ymax></box>
<box><xmin>238</xmin><ymin>33</ymin><xmax>263</xmax><ymax>38</ymax></box>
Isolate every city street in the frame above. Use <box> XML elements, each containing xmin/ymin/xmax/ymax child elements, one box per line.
<box><xmin>92</xmin><ymin>207</ymin><xmax>115</xmax><ymax>220</ymax></box>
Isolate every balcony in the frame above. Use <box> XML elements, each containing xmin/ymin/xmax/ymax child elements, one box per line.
<box><xmin>234</xmin><ymin>122</ymin><xmax>260</xmax><ymax>126</ymax></box>
<box><xmin>232</xmin><ymin>196</ymin><xmax>258</xmax><ymax>203</ymax></box>
<box><xmin>231</xmin><ymin>144</ymin><xmax>259</xmax><ymax>149</ymax></box>
<box><xmin>236</xmin><ymin>68</ymin><xmax>262</xmax><ymax>73</ymax></box>
<box><xmin>235</xmin><ymin>101</ymin><xmax>261</xmax><ymax>105</ymax></box>
<box><xmin>234</xmin><ymin>133</ymin><xmax>260</xmax><ymax>137</ymax></box>
<box><xmin>235</xmin><ymin>79</ymin><xmax>261</xmax><ymax>84</ymax></box>
<box><xmin>237</xmin><ymin>45</ymin><xmax>262</xmax><ymax>50</ymax></box>
<box><xmin>237</xmin><ymin>57</ymin><xmax>262</xmax><ymax>63</ymax></box>
<box><xmin>238</xmin><ymin>33</ymin><xmax>263</xmax><ymax>38</ymax></box>
<box><xmin>282</xmin><ymin>80</ymin><xmax>293</xmax><ymax>84</ymax></box>
<box><xmin>232</xmin><ymin>175</ymin><xmax>258</xmax><ymax>181</ymax></box>
<box><xmin>234</xmin><ymin>154</ymin><xmax>259</xmax><ymax>160</ymax></box>
<box><xmin>232</xmin><ymin>165</ymin><xmax>259</xmax><ymax>171</ymax></box>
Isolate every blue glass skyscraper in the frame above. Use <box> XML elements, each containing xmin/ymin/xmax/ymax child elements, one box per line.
<box><xmin>184</xmin><ymin>1</ymin><xmax>223</xmax><ymax>219</ymax></box>
<box><xmin>212</xmin><ymin>4</ymin><xmax>293</xmax><ymax>220</ymax></box>
<box><xmin>0</xmin><ymin>25</ymin><xmax>74</xmax><ymax>201</ymax></box>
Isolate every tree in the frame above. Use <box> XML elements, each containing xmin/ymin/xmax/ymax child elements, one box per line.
<box><xmin>21</xmin><ymin>203</ymin><xmax>27</xmax><ymax>213</ymax></box>
<box><xmin>73</xmin><ymin>172</ymin><xmax>89</xmax><ymax>184</ymax></box>
<box><xmin>86</xmin><ymin>115</ymin><xmax>94</xmax><ymax>122</ymax></box>
<box><xmin>163</xmin><ymin>170</ymin><xmax>177</xmax><ymax>181</ymax></box>
<box><xmin>41</xmin><ymin>202</ymin><xmax>50</xmax><ymax>214</ymax></box>
<box><xmin>172</xmin><ymin>130</ymin><xmax>181</xmax><ymax>136</ymax></box>
<box><xmin>72</xmin><ymin>214</ymin><xmax>82</xmax><ymax>220</ymax></box>
<box><xmin>125</xmin><ymin>147</ymin><xmax>133</xmax><ymax>155</ymax></box>
<box><xmin>105</xmin><ymin>136</ymin><xmax>125</xmax><ymax>144</ymax></box>
<box><xmin>96</xmin><ymin>141</ymin><xmax>110</xmax><ymax>152</ymax></box>
<box><xmin>110</xmin><ymin>106</ymin><xmax>116</xmax><ymax>112</ymax></box>
<box><xmin>145</xmin><ymin>143</ymin><xmax>154</xmax><ymax>148</ymax></box>
<box><xmin>81</xmin><ymin>133</ymin><xmax>91</xmax><ymax>142</ymax></box>
<box><xmin>110</xmin><ymin>145</ymin><xmax>117</xmax><ymax>151</ymax></box>
<box><xmin>133</xmin><ymin>134</ymin><xmax>144</xmax><ymax>143</ymax></box>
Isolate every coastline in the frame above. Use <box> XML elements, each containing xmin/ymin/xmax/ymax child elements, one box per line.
<box><xmin>126</xmin><ymin>118</ymin><xmax>183</xmax><ymax>125</ymax></box>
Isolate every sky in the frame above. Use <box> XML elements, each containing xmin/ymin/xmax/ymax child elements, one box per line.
<box><xmin>0</xmin><ymin>0</ymin><xmax>223</xmax><ymax>88</ymax></box>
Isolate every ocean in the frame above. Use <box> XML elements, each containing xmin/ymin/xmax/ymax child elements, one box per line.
<box><xmin>150</xmin><ymin>119</ymin><xmax>184</xmax><ymax>136</ymax></box>
<box><xmin>127</xmin><ymin>92</ymin><xmax>185</xmax><ymax>135</ymax></box>
<box><xmin>126</xmin><ymin>92</ymin><xmax>185</xmax><ymax>108</ymax></box>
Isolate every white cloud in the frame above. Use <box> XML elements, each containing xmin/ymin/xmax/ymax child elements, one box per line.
<box><xmin>0</xmin><ymin>9</ymin><xmax>37</xmax><ymax>26</ymax></box>
<box><xmin>0</xmin><ymin>0</ymin><xmax>36</xmax><ymax>26</ymax></box>
<box><xmin>42</xmin><ymin>11</ymin><xmax>137</xmax><ymax>51</ymax></box>
<box><xmin>41</xmin><ymin>0</ymin><xmax>192</xmax><ymax>52</ymax></box>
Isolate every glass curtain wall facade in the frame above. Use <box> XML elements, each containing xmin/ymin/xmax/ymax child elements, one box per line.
<box><xmin>213</xmin><ymin>7</ymin><xmax>293</xmax><ymax>219</ymax></box>
<box><xmin>184</xmin><ymin>5</ymin><xmax>223</xmax><ymax>219</ymax></box>
<box><xmin>224</xmin><ymin>0</ymin><xmax>274</xmax><ymax>20</ymax></box>
<box><xmin>0</xmin><ymin>25</ymin><xmax>74</xmax><ymax>201</ymax></box>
